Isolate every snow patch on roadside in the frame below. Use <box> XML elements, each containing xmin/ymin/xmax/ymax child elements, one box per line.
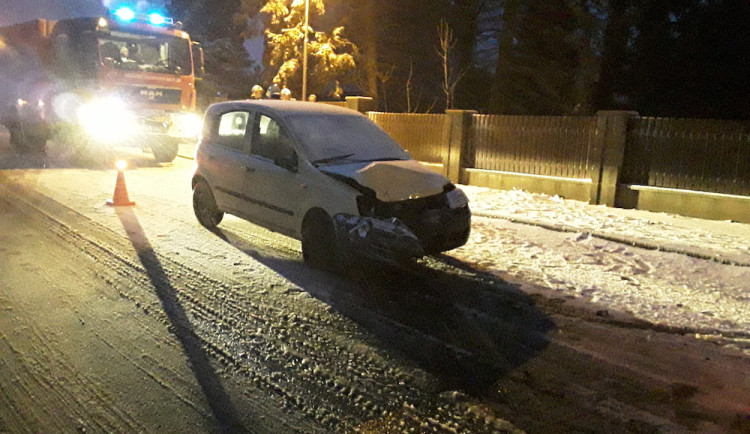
<box><xmin>453</xmin><ymin>186</ymin><xmax>750</xmax><ymax>342</ymax></box>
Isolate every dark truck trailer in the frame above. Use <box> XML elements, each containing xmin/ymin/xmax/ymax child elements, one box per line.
<box><xmin>0</xmin><ymin>12</ymin><xmax>203</xmax><ymax>162</ymax></box>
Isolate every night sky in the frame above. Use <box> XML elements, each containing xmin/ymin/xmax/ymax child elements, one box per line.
<box><xmin>0</xmin><ymin>0</ymin><xmax>107</xmax><ymax>26</ymax></box>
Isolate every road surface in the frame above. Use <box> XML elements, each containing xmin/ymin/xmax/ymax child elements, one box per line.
<box><xmin>1</xmin><ymin>130</ymin><xmax>748</xmax><ymax>433</ymax></box>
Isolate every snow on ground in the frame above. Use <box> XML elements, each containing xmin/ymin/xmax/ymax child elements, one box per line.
<box><xmin>454</xmin><ymin>186</ymin><xmax>750</xmax><ymax>349</ymax></box>
<box><xmin>465</xmin><ymin>186</ymin><xmax>750</xmax><ymax>265</ymax></box>
<box><xmin>3</xmin><ymin>156</ymin><xmax>749</xmax><ymax>351</ymax></box>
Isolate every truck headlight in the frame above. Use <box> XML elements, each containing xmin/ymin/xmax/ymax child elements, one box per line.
<box><xmin>173</xmin><ymin>112</ymin><xmax>203</xmax><ymax>138</ymax></box>
<box><xmin>77</xmin><ymin>97</ymin><xmax>139</xmax><ymax>143</ymax></box>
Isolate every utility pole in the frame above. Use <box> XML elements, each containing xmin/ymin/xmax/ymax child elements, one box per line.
<box><xmin>302</xmin><ymin>0</ymin><xmax>310</xmax><ymax>101</ymax></box>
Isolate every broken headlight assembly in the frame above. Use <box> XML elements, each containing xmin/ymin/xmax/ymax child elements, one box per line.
<box><xmin>445</xmin><ymin>186</ymin><xmax>469</xmax><ymax>209</ymax></box>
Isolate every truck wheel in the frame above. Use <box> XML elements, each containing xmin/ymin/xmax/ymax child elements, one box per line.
<box><xmin>46</xmin><ymin>127</ymin><xmax>102</xmax><ymax>167</ymax></box>
<box><xmin>9</xmin><ymin>127</ymin><xmax>24</xmax><ymax>152</ymax></box>
<box><xmin>25</xmin><ymin>133</ymin><xmax>47</xmax><ymax>153</ymax></box>
<box><xmin>9</xmin><ymin>126</ymin><xmax>46</xmax><ymax>153</ymax></box>
<box><xmin>301</xmin><ymin>210</ymin><xmax>344</xmax><ymax>272</ymax></box>
<box><xmin>153</xmin><ymin>140</ymin><xmax>179</xmax><ymax>163</ymax></box>
<box><xmin>193</xmin><ymin>180</ymin><xmax>224</xmax><ymax>229</ymax></box>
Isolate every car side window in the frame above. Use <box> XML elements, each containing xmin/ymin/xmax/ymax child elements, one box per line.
<box><xmin>252</xmin><ymin>114</ymin><xmax>295</xmax><ymax>165</ymax></box>
<box><xmin>214</xmin><ymin>111</ymin><xmax>250</xmax><ymax>151</ymax></box>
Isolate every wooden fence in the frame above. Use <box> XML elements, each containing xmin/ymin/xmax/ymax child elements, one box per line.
<box><xmin>367</xmin><ymin>113</ymin><xmax>446</xmax><ymax>164</ymax></box>
<box><xmin>469</xmin><ymin>115</ymin><xmax>598</xmax><ymax>180</ymax></box>
<box><xmin>364</xmin><ymin>108</ymin><xmax>749</xmax><ymax>222</ymax></box>
<box><xmin>621</xmin><ymin>117</ymin><xmax>750</xmax><ymax>196</ymax></box>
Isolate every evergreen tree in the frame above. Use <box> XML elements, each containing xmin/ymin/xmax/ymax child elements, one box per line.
<box><xmin>627</xmin><ymin>0</ymin><xmax>749</xmax><ymax>119</ymax></box>
<box><xmin>490</xmin><ymin>0</ymin><xmax>604</xmax><ymax>115</ymax></box>
<box><xmin>252</xmin><ymin>0</ymin><xmax>356</xmax><ymax>100</ymax></box>
<box><xmin>169</xmin><ymin>0</ymin><xmax>258</xmax><ymax>106</ymax></box>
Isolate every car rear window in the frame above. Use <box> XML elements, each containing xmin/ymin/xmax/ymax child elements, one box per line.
<box><xmin>214</xmin><ymin>111</ymin><xmax>249</xmax><ymax>151</ymax></box>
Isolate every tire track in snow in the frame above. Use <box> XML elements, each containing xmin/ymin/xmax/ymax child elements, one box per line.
<box><xmin>0</xmin><ymin>192</ymin><xmax>149</xmax><ymax>433</ymax></box>
<box><xmin>6</xmin><ymin>184</ymin><xmax>534</xmax><ymax>432</ymax></box>
<box><xmin>12</xmin><ymin>181</ymin><xmax>744</xmax><ymax>432</ymax></box>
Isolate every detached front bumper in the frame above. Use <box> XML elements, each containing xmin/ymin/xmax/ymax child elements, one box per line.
<box><xmin>333</xmin><ymin>204</ymin><xmax>471</xmax><ymax>262</ymax></box>
<box><xmin>334</xmin><ymin>214</ymin><xmax>424</xmax><ymax>263</ymax></box>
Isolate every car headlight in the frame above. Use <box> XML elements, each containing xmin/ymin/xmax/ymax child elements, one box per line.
<box><xmin>446</xmin><ymin>187</ymin><xmax>469</xmax><ymax>209</ymax></box>
<box><xmin>173</xmin><ymin>112</ymin><xmax>203</xmax><ymax>138</ymax></box>
<box><xmin>77</xmin><ymin>97</ymin><xmax>139</xmax><ymax>143</ymax></box>
<box><xmin>355</xmin><ymin>219</ymin><xmax>373</xmax><ymax>238</ymax></box>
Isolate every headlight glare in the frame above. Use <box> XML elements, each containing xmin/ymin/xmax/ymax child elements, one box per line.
<box><xmin>173</xmin><ymin>112</ymin><xmax>203</xmax><ymax>138</ymax></box>
<box><xmin>77</xmin><ymin>97</ymin><xmax>139</xmax><ymax>143</ymax></box>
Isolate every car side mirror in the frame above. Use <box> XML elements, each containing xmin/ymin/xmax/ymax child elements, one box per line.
<box><xmin>191</xmin><ymin>42</ymin><xmax>204</xmax><ymax>80</ymax></box>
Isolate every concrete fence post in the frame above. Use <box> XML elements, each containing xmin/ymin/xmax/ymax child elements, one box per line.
<box><xmin>345</xmin><ymin>96</ymin><xmax>374</xmax><ymax>114</ymax></box>
<box><xmin>443</xmin><ymin>110</ymin><xmax>477</xmax><ymax>184</ymax></box>
<box><xmin>590</xmin><ymin>111</ymin><xmax>639</xmax><ymax>206</ymax></box>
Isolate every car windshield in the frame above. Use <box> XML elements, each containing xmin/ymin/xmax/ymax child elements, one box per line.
<box><xmin>288</xmin><ymin>114</ymin><xmax>410</xmax><ymax>165</ymax></box>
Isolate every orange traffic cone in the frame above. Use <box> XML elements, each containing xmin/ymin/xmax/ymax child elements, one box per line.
<box><xmin>107</xmin><ymin>160</ymin><xmax>135</xmax><ymax>206</ymax></box>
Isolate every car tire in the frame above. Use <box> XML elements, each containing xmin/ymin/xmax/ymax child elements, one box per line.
<box><xmin>302</xmin><ymin>211</ymin><xmax>343</xmax><ymax>272</ymax></box>
<box><xmin>193</xmin><ymin>180</ymin><xmax>224</xmax><ymax>229</ymax></box>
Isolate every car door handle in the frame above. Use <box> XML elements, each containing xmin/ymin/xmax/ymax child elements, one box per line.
<box><xmin>243</xmin><ymin>166</ymin><xmax>255</xmax><ymax>173</ymax></box>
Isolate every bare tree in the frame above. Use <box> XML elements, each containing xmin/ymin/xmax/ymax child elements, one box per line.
<box><xmin>404</xmin><ymin>60</ymin><xmax>435</xmax><ymax>113</ymax></box>
<box><xmin>406</xmin><ymin>60</ymin><xmax>414</xmax><ymax>113</ymax></box>
<box><xmin>436</xmin><ymin>19</ymin><xmax>465</xmax><ymax>110</ymax></box>
<box><xmin>376</xmin><ymin>63</ymin><xmax>395</xmax><ymax>112</ymax></box>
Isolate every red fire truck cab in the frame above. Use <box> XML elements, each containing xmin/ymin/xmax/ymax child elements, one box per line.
<box><xmin>0</xmin><ymin>7</ymin><xmax>204</xmax><ymax>162</ymax></box>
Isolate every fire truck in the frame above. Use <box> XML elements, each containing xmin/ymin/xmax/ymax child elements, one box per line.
<box><xmin>0</xmin><ymin>7</ymin><xmax>204</xmax><ymax>162</ymax></box>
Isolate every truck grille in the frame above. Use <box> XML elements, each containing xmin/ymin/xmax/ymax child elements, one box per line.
<box><xmin>119</xmin><ymin>86</ymin><xmax>182</xmax><ymax>105</ymax></box>
<box><xmin>140</xmin><ymin>117</ymin><xmax>170</xmax><ymax>134</ymax></box>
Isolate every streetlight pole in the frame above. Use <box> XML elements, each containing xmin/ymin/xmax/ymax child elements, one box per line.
<box><xmin>302</xmin><ymin>0</ymin><xmax>310</xmax><ymax>101</ymax></box>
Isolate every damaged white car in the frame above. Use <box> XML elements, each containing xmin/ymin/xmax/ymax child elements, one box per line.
<box><xmin>192</xmin><ymin>100</ymin><xmax>470</xmax><ymax>269</ymax></box>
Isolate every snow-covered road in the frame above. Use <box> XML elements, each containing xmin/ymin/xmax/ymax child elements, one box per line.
<box><xmin>1</xmin><ymin>133</ymin><xmax>749</xmax><ymax>432</ymax></box>
<box><xmin>4</xmin><ymin>142</ymin><xmax>749</xmax><ymax>346</ymax></box>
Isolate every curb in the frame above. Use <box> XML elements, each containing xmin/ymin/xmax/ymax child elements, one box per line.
<box><xmin>472</xmin><ymin>211</ymin><xmax>750</xmax><ymax>267</ymax></box>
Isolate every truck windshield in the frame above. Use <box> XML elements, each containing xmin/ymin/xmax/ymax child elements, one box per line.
<box><xmin>97</xmin><ymin>30</ymin><xmax>191</xmax><ymax>74</ymax></box>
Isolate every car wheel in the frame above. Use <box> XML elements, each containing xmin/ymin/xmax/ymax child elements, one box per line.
<box><xmin>193</xmin><ymin>180</ymin><xmax>224</xmax><ymax>229</ymax></box>
<box><xmin>301</xmin><ymin>211</ymin><xmax>343</xmax><ymax>271</ymax></box>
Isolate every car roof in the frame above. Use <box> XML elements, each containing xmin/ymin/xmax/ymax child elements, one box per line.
<box><xmin>205</xmin><ymin>99</ymin><xmax>365</xmax><ymax>120</ymax></box>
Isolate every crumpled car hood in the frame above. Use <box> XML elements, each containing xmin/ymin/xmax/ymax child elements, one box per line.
<box><xmin>319</xmin><ymin>159</ymin><xmax>448</xmax><ymax>202</ymax></box>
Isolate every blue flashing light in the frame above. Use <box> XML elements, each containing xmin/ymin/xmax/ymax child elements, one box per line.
<box><xmin>148</xmin><ymin>12</ymin><xmax>166</xmax><ymax>26</ymax></box>
<box><xmin>114</xmin><ymin>7</ymin><xmax>136</xmax><ymax>22</ymax></box>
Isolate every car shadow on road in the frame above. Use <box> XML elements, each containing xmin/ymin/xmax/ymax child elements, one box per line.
<box><xmin>115</xmin><ymin>208</ymin><xmax>247</xmax><ymax>433</ymax></box>
<box><xmin>214</xmin><ymin>227</ymin><xmax>555</xmax><ymax>397</ymax></box>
